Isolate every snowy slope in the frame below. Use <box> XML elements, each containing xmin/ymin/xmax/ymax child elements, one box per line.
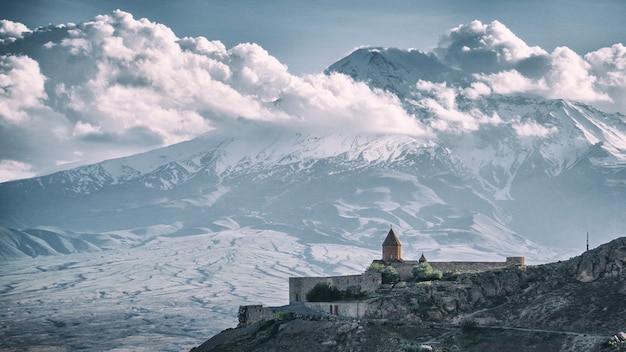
<box><xmin>1</xmin><ymin>226</ymin><xmax>379</xmax><ymax>350</ymax></box>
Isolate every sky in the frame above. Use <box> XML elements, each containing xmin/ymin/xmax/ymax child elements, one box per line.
<box><xmin>2</xmin><ymin>0</ymin><xmax>625</xmax><ymax>74</ymax></box>
<box><xmin>0</xmin><ymin>0</ymin><xmax>625</xmax><ymax>182</ymax></box>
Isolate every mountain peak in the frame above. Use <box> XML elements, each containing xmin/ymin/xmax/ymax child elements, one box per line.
<box><xmin>326</xmin><ymin>46</ymin><xmax>462</xmax><ymax>97</ymax></box>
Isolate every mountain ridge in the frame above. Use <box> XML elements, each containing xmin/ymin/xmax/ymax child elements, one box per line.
<box><xmin>2</xmin><ymin>94</ymin><xmax>624</xmax><ymax>255</ymax></box>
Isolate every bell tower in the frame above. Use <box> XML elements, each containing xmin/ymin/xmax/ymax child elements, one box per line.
<box><xmin>382</xmin><ymin>228</ymin><xmax>402</xmax><ymax>262</ymax></box>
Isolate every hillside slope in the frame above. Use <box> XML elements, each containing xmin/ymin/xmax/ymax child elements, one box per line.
<box><xmin>194</xmin><ymin>237</ymin><xmax>626</xmax><ymax>352</ymax></box>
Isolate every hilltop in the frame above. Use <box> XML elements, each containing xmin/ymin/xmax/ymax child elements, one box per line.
<box><xmin>193</xmin><ymin>237</ymin><xmax>626</xmax><ymax>352</ymax></box>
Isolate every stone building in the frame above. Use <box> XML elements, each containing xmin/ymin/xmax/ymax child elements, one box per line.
<box><xmin>377</xmin><ymin>229</ymin><xmax>525</xmax><ymax>280</ymax></box>
<box><xmin>382</xmin><ymin>228</ymin><xmax>402</xmax><ymax>262</ymax></box>
<box><xmin>288</xmin><ymin>272</ymin><xmax>381</xmax><ymax>304</ymax></box>
<box><xmin>287</xmin><ymin>228</ymin><xmax>525</xmax><ymax>304</ymax></box>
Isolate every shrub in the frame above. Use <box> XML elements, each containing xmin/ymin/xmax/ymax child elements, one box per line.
<box><xmin>306</xmin><ymin>282</ymin><xmax>342</xmax><ymax>302</ymax></box>
<box><xmin>402</xmin><ymin>343</ymin><xmax>419</xmax><ymax>352</ymax></box>
<box><xmin>343</xmin><ymin>285</ymin><xmax>368</xmax><ymax>300</ymax></box>
<box><xmin>367</xmin><ymin>262</ymin><xmax>386</xmax><ymax>272</ymax></box>
<box><xmin>412</xmin><ymin>262</ymin><xmax>443</xmax><ymax>282</ymax></box>
<box><xmin>461</xmin><ymin>318</ymin><xmax>479</xmax><ymax>333</ymax></box>
<box><xmin>368</xmin><ymin>262</ymin><xmax>400</xmax><ymax>284</ymax></box>
<box><xmin>383</xmin><ymin>266</ymin><xmax>400</xmax><ymax>284</ymax></box>
<box><xmin>276</xmin><ymin>311</ymin><xmax>294</xmax><ymax>321</ymax></box>
<box><xmin>305</xmin><ymin>282</ymin><xmax>367</xmax><ymax>302</ymax></box>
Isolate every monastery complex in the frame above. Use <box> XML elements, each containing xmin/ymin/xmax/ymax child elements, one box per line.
<box><xmin>289</xmin><ymin>228</ymin><xmax>525</xmax><ymax>305</ymax></box>
<box><xmin>239</xmin><ymin>228</ymin><xmax>525</xmax><ymax>325</ymax></box>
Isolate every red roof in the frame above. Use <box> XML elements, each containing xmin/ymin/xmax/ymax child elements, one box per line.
<box><xmin>382</xmin><ymin>228</ymin><xmax>401</xmax><ymax>246</ymax></box>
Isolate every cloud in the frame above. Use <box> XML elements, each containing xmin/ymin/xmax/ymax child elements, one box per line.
<box><xmin>0</xmin><ymin>10</ymin><xmax>429</xmax><ymax>181</ymax></box>
<box><xmin>0</xmin><ymin>19</ymin><xmax>31</xmax><ymax>43</ymax></box>
<box><xmin>512</xmin><ymin>120</ymin><xmax>558</xmax><ymax>138</ymax></box>
<box><xmin>584</xmin><ymin>43</ymin><xmax>626</xmax><ymax>113</ymax></box>
<box><xmin>277</xmin><ymin>72</ymin><xmax>430</xmax><ymax>135</ymax></box>
<box><xmin>462</xmin><ymin>82</ymin><xmax>492</xmax><ymax>100</ymax></box>
<box><xmin>0</xmin><ymin>55</ymin><xmax>47</xmax><ymax>123</ymax></box>
<box><xmin>432</xmin><ymin>20</ymin><xmax>625</xmax><ymax>113</ymax></box>
<box><xmin>478</xmin><ymin>46</ymin><xmax>612</xmax><ymax>105</ymax></box>
<box><xmin>434</xmin><ymin>20</ymin><xmax>547</xmax><ymax>73</ymax></box>
<box><xmin>0</xmin><ymin>13</ymin><xmax>624</xmax><ymax>182</ymax></box>
<box><xmin>0</xmin><ymin>160</ymin><xmax>35</xmax><ymax>181</ymax></box>
<box><xmin>412</xmin><ymin>80</ymin><xmax>501</xmax><ymax>133</ymax></box>
<box><xmin>0</xmin><ymin>54</ymin><xmax>76</xmax><ymax>177</ymax></box>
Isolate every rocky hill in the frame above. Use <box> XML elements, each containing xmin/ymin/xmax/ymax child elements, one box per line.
<box><xmin>193</xmin><ymin>237</ymin><xmax>626</xmax><ymax>352</ymax></box>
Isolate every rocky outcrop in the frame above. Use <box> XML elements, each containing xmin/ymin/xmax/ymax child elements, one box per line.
<box><xmin>566</xmin><ymin>238</ymin><xmax>626</xmax><ymax>282</ymax></box>
<box><xmin>361</xmin><ymin>238</ymin><xmax>626</xmax><ymax>337</ymax></box>
<box><xmin>361</xmin><ymin>266</ymin><xmax>540</xmax><ymax>323</ymax></box>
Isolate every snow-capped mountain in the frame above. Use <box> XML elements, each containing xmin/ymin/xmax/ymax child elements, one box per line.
<box><xmin>2</xmin><ymin>41</ymin><xmax>626</xmax><ymax>351</ymax></box>
<box><xmin>0</xmin><ymin>120</ymin><xmax>539</xmax><ymax>257</ymax></box>
<box><xmin>2</xmin><ymin>90</ymin><xmax>625</xmax><ymax>257</ymax></box>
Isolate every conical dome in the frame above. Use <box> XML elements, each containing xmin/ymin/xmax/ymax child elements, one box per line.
<box><xmin>382</xmin><ymin>228</ymin><xmax>401</xmax><ymax>246</ymax></box>
<box><xmin>382</xmin><ymin>228</ymin><xmax>402</xmax><ymax>262</ymax></box>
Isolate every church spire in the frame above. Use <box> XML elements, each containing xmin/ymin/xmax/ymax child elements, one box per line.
<box><xmin>382</xmin><ymin>228</ymin><xmax>402</xmax><ymax>262</ymax></box>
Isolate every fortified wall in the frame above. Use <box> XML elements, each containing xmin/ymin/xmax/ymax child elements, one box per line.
<box><xmin>238</xmin><ymin>305</ymin><xmax>277</xmax><ymax>327</ymax></box>
<box><xmin>289</xmin><ymin>271</ymin><xmax>381</xmax><ymax>304</ymax></box>
<box><xmin>387</xmin><ymin>257</ymin><xmax>525</xmax><ymax>281</ymax></box>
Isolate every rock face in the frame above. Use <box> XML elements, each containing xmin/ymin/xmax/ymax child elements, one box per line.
<box><xmin>192</xmin><ymin>237</ymin><xmax>626</xmax><ymax>352</ymax></box>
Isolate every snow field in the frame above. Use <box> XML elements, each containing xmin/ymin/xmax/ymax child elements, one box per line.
<box><xmin>1</xmin><ymin>227</ymin><xmax>373</xmax><ymax>351</ymax></box>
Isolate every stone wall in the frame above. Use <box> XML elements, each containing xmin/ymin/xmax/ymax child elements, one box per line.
<box><xmin>289</xmin><ymin>271</ymin><xmax>381</xmax><ymax>304</ymax></box>
<box><xmin>304</xmin><ymin>300</ymin><xmax>371</xmax><ymax>319</ymax></box>
<box><xmin>238</xmin><ymin>305</ymin><xmax>277</xmax><ymax>327</ymax></box>
<box><xmin>388</xmin><ymin>257</ymin><xmax>525</xmax><ymax>281</ymax></box>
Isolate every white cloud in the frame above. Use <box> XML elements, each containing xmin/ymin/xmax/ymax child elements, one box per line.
<box><xmin>433</xmin><ymin>20</ymin><xmax>625</xmax><ymax>113</ymax></box>
<box><xmin>479</xmin><ymin>69</ymin><xmax>544</xmax><ymax>95</ymax></box>
<box><xmin>72</xmin><ymin>121</ymin><xmax>102</xmax><ymax>137</ymax></box>
<box><xmin>0</xmin><ymin>19</ymin><xmax>31</xmax><ymax>43</ymax></box>
<box><xmin>434</xmin><ymin>20</ymin><xmax>547</xmax><ymax>73</ymax></box>
<box><xmin>512</xmin><ymin>120</ymin><xmax>558</xmax><ymax>138</ymax></box>
<box><xmin>462</xmin><ymin>82</ymin><xmax>492</xmax><ymax>99</ymax></box>
<box><xmin>585</xmin><ymin>43</ymin><xmax>626</xmax><ymax>113</ymax></box>
<box><xmin>1</xmin><ymin>13</ymin><xmax>624</xmax><ymax>182</ymax></box>
<box><xmin>0</xmin><ymin>11</ymin><xmax>431</xmax><ymax>181</ymax></box>
<box><xmin>0</xmin><ymin>160</ymin><xmax>35</xmax><ymax>182</ymax></box>
<box><xmin>413</xmin><ymin>80</ymin><xmax>500</xmax><ymax>133</ymax></box>
<box><xmin>545</xmin><ymin>46</ymin><xmax>610</xmax><ymax>102</ymax></box>
<box><xmin>0</xmin><ymin>55</ymin><xmax>47</xmax><ymax>123</ymax></box>
<box><xmin>478</xmin><ymin>46</ymin><xmax>612</xmax><ymax>105</ymax></box>
<box><xmin>280</xmin><ymin>72</ymin><xmax>430</xmax><ymax>136</ymax></box>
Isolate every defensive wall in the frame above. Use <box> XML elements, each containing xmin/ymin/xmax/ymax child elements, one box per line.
<box><xmin>386</xmin><ymin>256</ymin><xmax>526</xmax><ymax>281</ymax></box>
<box><xmin>289</xmin><ymin>271</ymin><xmax>381</xmax><ymax>304</ymax></box>
<box><xmin>303</xmin><ymin>300</ymin><xmax>371</xmax><ymax>319</ymax></box>
<box><xmin>238</xmin><ymin>305</ymin><xmax>277</xmax><ymax>327</ymax></box>
<box><xmin>288</xmin><ymin>257</ymin><xmax>524</xmax><ymax>304</ymax></box>
<box><xmin>238</xmin><ymin>301</ymin><xmax>371</xmax><ymax>326</ymax></box>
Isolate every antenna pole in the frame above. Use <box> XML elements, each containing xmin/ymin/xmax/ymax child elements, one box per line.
<box><xmin>586</xmin><ymin>232</ymin><xmax>589</xmax><ymax>252</ymax></box>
